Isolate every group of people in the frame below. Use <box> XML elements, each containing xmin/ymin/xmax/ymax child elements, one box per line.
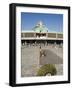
<box><xmin>21</xmin><ymin>41</ymin><xmax>63</xmax><ymax>49</ymax></box>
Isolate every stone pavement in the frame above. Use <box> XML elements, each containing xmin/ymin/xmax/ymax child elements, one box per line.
<box><xmin>40</xmin><ymin>49</ymin><xmax>63</xmax><ymax>65</ymax></box>
<box><xmin>21</xmin><ymin>46</ymin><xmax>63</xmax><ymax>77</ymax></box>
<box><xmin>21</xmin><ymin>46</ymin><xmax>40</xmax><ymax>77</ymax></box>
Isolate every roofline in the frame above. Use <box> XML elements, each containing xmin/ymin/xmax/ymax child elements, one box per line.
<box><xmin>21</xmin><ymin>31</ymin><xmax>63</xmax><ymax>34</ymax></box>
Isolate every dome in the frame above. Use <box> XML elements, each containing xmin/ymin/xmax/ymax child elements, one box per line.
<box><xmin>33</xmin><ymin>21</ymin><xmax>48</xmax><ymax>33</ymax></box>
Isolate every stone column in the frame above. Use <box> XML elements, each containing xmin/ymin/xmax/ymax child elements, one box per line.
<box><xmin>34</xmin><ymin>33</ymin><xmax>36</xmax><ymax>38</ymax></box>
<box><xmin>46</xmin><ymin>33</ymin><xmax>48</xmax><ymax>38</ymax></box>
<box><xmin>56</xmin><ymin>33</ymin><xmax>57</xmax><ymax>39</ymax></box>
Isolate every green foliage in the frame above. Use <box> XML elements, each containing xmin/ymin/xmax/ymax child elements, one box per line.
<box><xmin>37</xmin><ymin>64</ymin><xmax>57</xmax><ymax>76</ymax></box>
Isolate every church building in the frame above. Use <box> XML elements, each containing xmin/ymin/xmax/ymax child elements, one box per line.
<box><xmin>21</xmin><ymin>21</ymin><xmax>63</xmax><ymax>45</ymax></box>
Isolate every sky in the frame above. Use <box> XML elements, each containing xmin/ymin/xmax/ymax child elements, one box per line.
<box><xmin>21</xmin><ymin>12</ymin><xmax>63</xmax><ymax>32</ymax></box>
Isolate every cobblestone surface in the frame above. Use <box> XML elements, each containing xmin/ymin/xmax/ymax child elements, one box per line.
<box><xmin>21</xmin><ymin>46</ymin><xmax>40</xmax><ymax>77</ymax></box>
<box><xmin>21</xmin><ymin>46</ymin><xmax>63</xmax><ymax>77</ymax></box>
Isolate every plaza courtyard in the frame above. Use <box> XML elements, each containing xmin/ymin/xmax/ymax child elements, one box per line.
<box><xmin>21</xmin><ymin>44</ymin><xmax>63</xmax><ymax>77</ymax></box>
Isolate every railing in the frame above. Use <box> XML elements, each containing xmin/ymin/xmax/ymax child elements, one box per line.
<box><xmin>21</xmin><ymin>32</ymin><xmax>63</xmax><ymax>40</ymax></box>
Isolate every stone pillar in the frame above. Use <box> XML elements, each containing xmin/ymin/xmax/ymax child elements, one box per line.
<box><xmin>56</xmin><ymin>33</ymin><xmax>57</xmax><ymax>39</ymax></box>
<box><xmin>34</xmin><ymin>33</ymin><xmax>36</xmax><ymax>38</ymax></box>
<box><xmin>46</xmin><ymin>33</ymin><xmax>48</xmax><ymax>38</ymax></box>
